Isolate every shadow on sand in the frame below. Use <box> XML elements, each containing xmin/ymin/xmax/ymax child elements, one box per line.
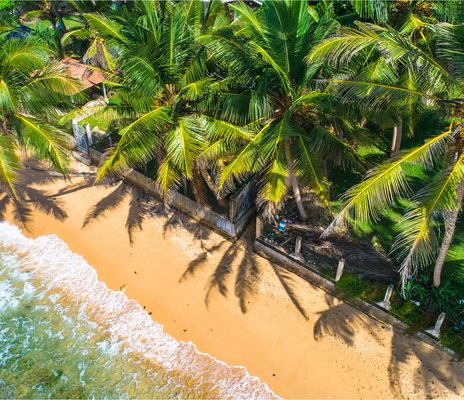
<box><xmin>81</xmin><ymin>180</ymin><xmax>213</xmax><ymax>244</ymax></box>
<box><xmin>5</xmin><ymin>162</ymin><xmax>462</xmax><ymax>398</ymax></box>
<box><xmin>179</xmin><ymin>224</ymin><xmax>309</xmax><ymax>317</ymax></box>
<box><xmin>0</xmin><ymin>162</ymin><xmax>68</xmax><ymax>230</ymax></box>
<box><xmin>312</xmin><ymin>292</ymin><xmax>464</xmax><ymax>398</ymax></box>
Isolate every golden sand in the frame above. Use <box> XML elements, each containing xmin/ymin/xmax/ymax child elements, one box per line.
<box><xmin>3</xmin><ymin>159</ymin><xmax>463</xmax><ymax>399</ymax></box>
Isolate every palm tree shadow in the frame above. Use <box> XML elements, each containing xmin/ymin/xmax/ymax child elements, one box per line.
<box><xmin>82</xmin><ymin>181</ymin><xmax>162</xmax><ymax>245</ymax></box>
<box><xmin>387</xmin><ymin>330</ymin><xmax>464</xmax><ymax>398</ymax></box>
<box><xmin>0</xmin><ymin>167</ymin><xmax>68</xmax><ymax>230</ymax></box>
<box><xmin>313</xmin><ymin>293</ymin><xmax>381</xmax><ymax>346</ymax></box>
<box><xmin>313</xmin><ymin>293</ymin><xmax>464</xmax><ymax>398</ymax></box>
<box><xmin>77</xmin><ymin>173</ymin><xmax>212</xmax><ymax>245</ymax></box>
<box><xmin>161</xmin><ymin>208</ymin><xmax>212</xmax><ymax>242</ymax></box>
<box><xmin>179</xmin><ymin>225</ymin><xmax>308</xmax><ymax>317</ymax></box>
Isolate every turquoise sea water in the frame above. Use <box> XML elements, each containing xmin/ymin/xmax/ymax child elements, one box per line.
<box><xmin>0</xmin><ymin>222</ymin><xmax>277</xmax><ymax>399</ymax></box>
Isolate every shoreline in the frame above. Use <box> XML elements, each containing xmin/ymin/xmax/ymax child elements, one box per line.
<box><xmin>0</xmin><ymin>222</ymin><xmax>277</xmax><ymax>399</ymax></box>
<box><xmin>2</xmin><ymin>160</ymin><xmax>464</xmax><ymax>399</ymax></box>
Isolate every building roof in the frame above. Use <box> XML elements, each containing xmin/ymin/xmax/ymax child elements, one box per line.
<box><xmin>61</xmin><ymin>57</ymin><xmax>105</xmax><ymax>89</ymax></box>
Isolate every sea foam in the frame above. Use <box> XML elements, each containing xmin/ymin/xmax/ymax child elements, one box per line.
<box><xmin>0</xmin><ymin>221</ymin><xmax>279</xmax><ymax>399</ymax></box>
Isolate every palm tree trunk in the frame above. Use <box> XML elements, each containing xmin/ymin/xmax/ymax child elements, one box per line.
<box><xmin>433</xmin><ymin>178</ymin><xmax>464</xmax><ymax>287</ymax></box>
<box><xmin>390</xmin><ymin>120</ymin><xmax>403</xmax><ymax>158</ymax></box>
<box><xmin>199</xmin><ymin>167</ymin><xmax>227</xmax><ymax>207</ymax></box>
<box><xmin>284</xmin><ymin>138</ymin><xmax>308</xmax><ymax>221</ymax></box>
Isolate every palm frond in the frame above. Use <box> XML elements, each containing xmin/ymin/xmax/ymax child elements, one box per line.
<box><xmin>162</xmin><ymin>116</ymin><xmax>205</xmax><ymax>181</ymax></box>
<box><xmin>258</xmin><ymin>141</ymin><xmax>288</xmax><ymax>206</ymax></box>
<box><xmin>83</xmin><ymin>12</ymin><xmax>126</xmax><ymax>43</ymax></box>
<box><xmin>97</xmin><ymin>107</ymin><xmax>172</xmax><ymax>180</ymax></box>
<box><xmin>0</xmin><ymin>78</ymin><xmax>14</xmax><ymax>113</ymax></box>
<box><xmin>325</xmin><ymin>129</ymin><xmax>452</xmax><ymax>235</ymax></box>
<box><xmin>294</xmin><ymin>136</ymin><xmax>329</xmax><ymax>205</ymax></box>
<box><xmin>349</xmin><ymin>0</ymin><xmax>389</xmax><ymax>23</ymax></box>
<box><xmin>0</xmin><ymin>135</ymin><xmax>19</xmax><ymax>195</ymax></box>
<box><xmin>61</xmin><ymin>28</ymin><xmax>93</xmax><ymax>45</ymax></box>
<box><xmin>219</xmin><ymin>120</ymin><xmax>273</xmax><ymax>192</ymax></box>
<box><xmin>393</xmin><ymin>152</ymin><xmax>464</xmax><ymax>287</ymax></box>
<box><xmin>14</xmin><ymin>114</ymin><xmax>70</xmax><ymax>174</ymax></box>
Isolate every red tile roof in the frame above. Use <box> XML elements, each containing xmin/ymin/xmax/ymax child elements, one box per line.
<box><xmin>61</xmin><ymin>57</ymin><xmax>105</xmax><ymax>89</ymax></box>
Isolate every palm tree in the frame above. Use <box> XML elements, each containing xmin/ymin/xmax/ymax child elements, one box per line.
<box><xmin>346</xmin><ymin>0</ymin><xmax>464</xmax><ymax>156</ymax></box>
<box><xmin>79</xmin><ymin>0</ymin><xmax>249</xmax><ymax>206</ymax></box>
<box><xmin>198</xmin><ymin>0</ymin><xmax>369</xmax><ymax>221</ymax></box>
<box><xmin>0</xmin><ymin>38</ymin><xmax>82</xmax><ymax>193</ymax></box>
<box><xmin>310</xmin><ymin>19</ymin><xmax>464</xmax><ymax>288</ymax></box>
<box><xmin>60</xmin><ymin>1</ymin><xmax>119</xmax><ymax>69</ymax></box>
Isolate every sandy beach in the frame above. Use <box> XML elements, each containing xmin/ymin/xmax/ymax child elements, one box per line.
<box><xmin>2</xmin><ymin>159</ymin><xmax>464</xmax><ymax>399</ymax></box>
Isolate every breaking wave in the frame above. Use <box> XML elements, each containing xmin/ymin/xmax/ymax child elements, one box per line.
<box><xmin>0</xmin><ymin>222</ymin><xmax>279</xmax><ymax>399</ymax></box>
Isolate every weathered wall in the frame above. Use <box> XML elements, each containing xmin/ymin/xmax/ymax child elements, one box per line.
<box><xmin>229</xmin><ymin>180</ymin><xmax>257</xmax><ymax>223</ymax></box>
<box><xmin>83</xmin><ymin>148</ymin><xmax>254</xmax><ymax>239</ymax></box>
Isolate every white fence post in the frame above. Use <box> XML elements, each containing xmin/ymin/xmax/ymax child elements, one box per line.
<box><xmin>256</xmin><ymin>216</ymin><xmax>263</xmax><ymax>238</ymax></box>
<box><xmin>376</xmin><ymin>284</ymin><xmax>394</xmax><ymax>311</ymax></box>
<box><xmin>335</xmin><ymin>258</ymin><xmax>345</xmax><ymax>282</ymax></box>
<box><xmin>426</xmin><ymin>312</ymin><xmax>446</xmax><ymax>339</ymax></box>
<box><xmin>291</xmin><ymin>236</ymin><xmax>305</xmax><ymax>262</ymax></box>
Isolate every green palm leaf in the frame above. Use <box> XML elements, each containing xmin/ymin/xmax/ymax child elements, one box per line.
<box><xmin>97</xmin><ymin>107</ymin><xmax>172</xmax><ymax>180</ymax></box>
<box><xmin>0</xmin><ymin>135</ymin><xmax>19</xmax><ymax>195</ymax></box>
<box><xmin>325</xmin><ymin>129</ymin><xmax>452</xmax><ymax>235</ymax></box>
<box><xmin>393</xmin><ymin>152</ymin><xmax>464</xmax><ymax>286</ymax></box>
<box><xmin>14</xmin><ymin>114</ymin><xmax>70</xmax><ymax>175</ymax></box>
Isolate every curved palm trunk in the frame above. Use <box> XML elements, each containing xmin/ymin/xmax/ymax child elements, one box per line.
<box><xmin>390</xmin><ymin>120</ymin><xmax>403</xmax><ymax>158</ymax></box>
<box><xmin>284</xmin><ymin>138</ymin><xmax>308</xmax><ymax>221</ymax></box>
<box><xmin>433</xmin><ymin>178</ymin><xmax>464</xmax><ymax>287</ymax></box>
<box><xmin>199</xmin><ymin>167</ymin><xmax>227</xmax><ymax>207</ymax></box>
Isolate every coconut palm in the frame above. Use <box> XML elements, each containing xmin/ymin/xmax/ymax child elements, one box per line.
<box><xmin>198</xmin><ymin>0</ymin><xmax>369</xmax><ymax>220</ymax></box>
<box><xmin>81</xmin><ymin>0</ymin><xmax>248</xmax><ymax>205</ymax></box>
<box><xmin>345</xmin><ymin>1</ymin><xmax>464</xmax><ymax>156</ymax></box>
<box><xmin>60</xmin><ymin>1</ymin><xmax>120</xmax><ymax>70</ymax></box>
<box><xmin>310</xmin><ymin>19</ymin><xmax>464</xmax><ymax>288</ymax></box>
<box><xmin>349</xmin><ymin>0</ymin><xmax>464</xmax><ymax>25</ymax></box>
<box><xmin>0</xmin><ymin>38</ymin><xmax>82</xmax><ymax>193</ymax></box>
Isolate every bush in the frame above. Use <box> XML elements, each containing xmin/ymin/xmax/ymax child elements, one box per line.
<box><xmin>0</xmin><ymin>0</ymin><xmax>14</xmax><ymax>11</ymax></box>
<box><xmin>404</xmin><ymin>275</ymin><xmax>464</xmax><ymax>326</ymax></box>
<box><xmin>335</xmin><ymin>274</ymin><xmax>386</xmax><ymax>302</ymax></box>
<box><xmin>441</xmin><ymin>328</ymin><xmax>464</xmax><ymax>359</ymax></box>
<box><xmin>389</xmin><ymin>295</ymin><xmax>431</xmax><ymax>333</ymax></box>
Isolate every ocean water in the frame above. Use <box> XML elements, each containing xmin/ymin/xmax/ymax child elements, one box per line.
<box><xmin>0</xmin><ymin>222</ymin><xmax>278</xmax><ymax>399</ymax></box>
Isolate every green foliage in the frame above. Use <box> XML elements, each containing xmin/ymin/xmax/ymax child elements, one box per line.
<box><xmin>200</xmin><ymin>0</ymin><xmax>374</xmax><ymax>218</ymax></box>
<box><xmin>0</xmin><ymin>0</ymin><xmax>463</xmax><ymax>347</ymax></box>
<box><xmin>441</xmin><ymin>328</ymin><xmax>464</xmax><ymax>359</ymax></box>
<box><xmin>0</xmin><ymin>0</ymin><xmax>14</xmax><ymax>11</ymax></box>
<box><xmin>76</xmin><ymin>0</ymin><xmax>246</xmax><ymax>205</ymax></box>
<box><xmin>389</xmin><ymin>295</ymin><xmax>430</xmax><ymax>333</ymax></box>
<box><xmin>335</xmin><ymin>274</ymin><xmax>386</xmax><ymax>302</ymax></box>
<box><xmin>404</xmin><ymin>275</ymin><xmax>464</xmax><ymax>324</ymax></box>
<box><xmin>312</xmin><ymin>6</ymin><xmax>464</xmax><ymax>289</ymax></box>
<box><xmin>0</xmin><ymin>39</ymin><xmax>82</xmax><ymax>190</ymax></box>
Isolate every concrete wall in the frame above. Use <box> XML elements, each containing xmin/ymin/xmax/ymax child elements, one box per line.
<box><xmin>84</xmin><ymin>148</ymin><xmax>254</xmax><ymax>239</ymax></box>
<box><xmin>229</xmin><ymin>180</ymin><xmax>257</xmax><ymax>223</ymax></box>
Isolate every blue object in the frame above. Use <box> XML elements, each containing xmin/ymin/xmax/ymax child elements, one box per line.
<box><xmin>278</xmin><ymin>220</ymin><xmax>287</xmax><ymax>232</ymax></box>
<box><xmin>6</xmin><ymin>25</ymin><xmax>31</xmax><ymax>40</ymax></box>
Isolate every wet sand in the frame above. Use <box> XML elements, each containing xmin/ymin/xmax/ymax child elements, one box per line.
<box><xmin>3</xmin><ymin>159</ymin><xmax>464</xmax><ymax>399</ymax></box>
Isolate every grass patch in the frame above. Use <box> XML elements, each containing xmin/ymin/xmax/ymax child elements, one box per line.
<box><xmin>320</xmin><ymin>266</ymin><xmax>335</xmax><ymax>280</ymax></box>
<box><xmin>389</xmin><ymin>295</ymin><xmax>431</xmax><ymax>333</ymax></box>
<box><xmin>441</xmin><ymin>328</ymin><xmax>464</xmax><ymax>359</ymax></box>
<box><xmin>81</xmin><ymin>114</ymin><xmax>111</xmax><ymax>132</ymax></box>
<box><xmin>335</xmin><ymin>274</ymin><xmax>386</xmax><ymax>302</ymax></box>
